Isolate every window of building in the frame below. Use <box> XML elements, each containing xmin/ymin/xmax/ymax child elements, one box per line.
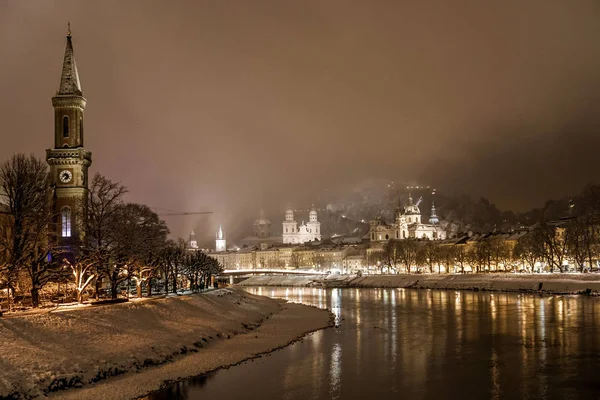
<box><xmin>372</xmin><ymin>233</ymin><xmax>375</xmax><ymax>240</ymax></box>
<box><xmin>80</xmin><ymin>117</ymin><xmax>83</xmax><ymax>144</ymax></box>
<box><xmin>62</xmin><ymin>116</ymin><xmax>69</xmax><ymax>138</ymax></box>
<box><xmin>396</xmin><ymin>231</ymin><xmax>399</xmax><ymax>239</ymax></box>
<box><xmin>61</xmin><ymin>206</ymin><xmax>71</xmax><ymax>237</ymax></box>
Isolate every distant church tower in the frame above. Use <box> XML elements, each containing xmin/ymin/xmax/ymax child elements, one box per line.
<box><xmin>282</xmin><ymin>206</ymin><xmax>298</xmax><ymax>243</ymax></box>
<box><xmin>188</xmin><ymin>230</ymin><xmax>198</xmax><ymax>249</ymax></box>
<box><xmin>429</xmin><ymin>202</ymin><xmax>439</xmax><ymax>225</ymax></box>
<box><xmin>46</xmin><ymin>26</ymin><xmax>92</xmax><ymax>248</ymax></box>
<box><xmin>306</xmin><ymin>205</ymin><xmax>321</xmax><ymax>241</ymax></box>
<box><xmin>216</xmin><ymin>225</ymin><xmax>226</xmax><ymax>252</ymax></box>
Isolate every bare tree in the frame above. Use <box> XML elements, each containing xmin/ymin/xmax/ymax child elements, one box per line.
<box><xmin>289</xmin><ymin>252</ymin><xmax>301</xmax><ymax>269</ymax></box>
<box><xmin>564</xmin><ymin>214</ymin><xmax>599</xmax><ymax>273</ymax></box>
<box><xmin>65</xmin><ymin>257</ymin><xmax>96</xmax><ymax>303</ymax></box>
<box><xmin>160</xmin><ymin>239</ymin><xmax>187</xmax><ymax>294</ymax></box>
<box><xmin>454</xmin><ymin>245</ymin><xmax>468</xmax><ymax>273</ymax></box>
<box><xmin>114</xmin><ymin>203</ymin><xmax>168</xmax><ymax>297</ymax></box>
<box><xmin>311</xmin><ymin>253</ymin><xmax>327</xmax><ymax>271</ymax></box>
<box><xmin>396</xmin><ymin>240</ymin><xmax>420</xmax><ymax>274</ymax></box>
<box><xmin>0</xmin><ymin>154</ymin><xmax>60</xmax><ymax>308</ymax></box>
<box><xmin>439</xmin><ymin>245</ymin><xmax>456</xmax><ymax>274</ymax></box>
<box><xmin>381</xmin><ymin>240</ymin><xmax>401</xmax><ymax>273</ymax></box>
<box><xmin>417</xmin><ymin>240</ymin><xmax>440</xmax><ymax>273</ymax></box>
<box><xmin>513</xmin><ymin>229</ymin><xmax>545</xmax><ymax>272</ymax></box>
<box><xmin>79</xmin><ymin>173</ymin><xmax>129</xmax><ymax>299</ymax></box>
<box><xmin>539</xmin><ymin>223</ymin><xmax>567</xmax><ymax>273</ymax></box>
<box><xmin>489</xmin><ymin>236</ymin><xmax>511</xmax><ymax>272</ymax></box>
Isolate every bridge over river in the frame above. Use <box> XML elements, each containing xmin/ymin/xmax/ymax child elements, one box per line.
<box><xmin>217</xmin><ymin>269</ymin><xmax>326</xmax><ymax>284</ymax></box>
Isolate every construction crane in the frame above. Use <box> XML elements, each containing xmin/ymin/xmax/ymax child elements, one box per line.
<box><xmin>158</xmin><ymin>211</ymin><xmax>213</xmax><ymax>217</ymax></box>
<box><xmin>151</xmin><ymin>207</ymin><xmax>213</xmax><ymax>217</ymax></box>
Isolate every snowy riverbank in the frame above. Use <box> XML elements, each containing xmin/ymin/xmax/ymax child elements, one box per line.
<box><xmin>237</xmin><ymin>273</ymin><xmax>600</xmax><ymax>294</ymax></box>
<box><xmin>0</xmin><ymin>288</ymin><xmax>332</xmax><ymax>399</ymax></box>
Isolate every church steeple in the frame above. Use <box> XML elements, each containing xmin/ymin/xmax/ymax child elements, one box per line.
<box><xmin>47</xmin><ymin>26</ymin><xmax>92</xmax><ymax>249</ymax></box>
<box><xmin>215</xmin><ymin>225</ymin><xmax>226</xmax><ymax>252</ymax></box>
<box><xmin>58</xmin><ymin>23</ymin><xmax>82</xmax><ymax>96</ymax></box>
<box><xmin>52</xmin><ymin>26</ymin><xmax>87</xmax><ymax>149</ymax></box>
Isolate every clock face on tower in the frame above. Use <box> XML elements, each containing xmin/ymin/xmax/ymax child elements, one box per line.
<box><xmin>59</xmin><ymin>170</ymin><xmax>73</xmax><ymax>183</ymax></box>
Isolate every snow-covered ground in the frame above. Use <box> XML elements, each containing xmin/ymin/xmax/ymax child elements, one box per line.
<box><xmin>50</xmin><ymin>302</ymin><xmax>332</xmax><ymax>400</ymax></box>
<box><xmin>0</xmin><ymin>288</ymin><xmax>330</xmax><ymax>399</ymax></box>
<box><xmin>238</xmin><ymin>273</ymin><xmax>600</xmax><ymax>294</ymax></box>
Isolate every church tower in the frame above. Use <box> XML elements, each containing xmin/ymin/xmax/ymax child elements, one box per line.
<box><xmin>46</xmin><ymin>26</ymin><xmax>92</xmax><ymax>248</ymax></box>
<box><xmin>282</xmin><ymin>206</ymin><xmax>298</xmax><ymax>244</ymax></box>
<box><xmin>216</xmin><ymin>225</ymin><xmax>226</xmax><ymax>252</ymax></box>
<box><xmin>429</xmin><ymin>202</ymin><xmax>439</xmax><ymax>225</ymax></box>
<box><xmin>188</xmin><ymin>230</ymin><xmax>198</xmax><ymax>249</ymax></box>
<box><xmin>306</xmin><ymin>205</ymin><xmax>321</xmax><ymax>241</ymax></box>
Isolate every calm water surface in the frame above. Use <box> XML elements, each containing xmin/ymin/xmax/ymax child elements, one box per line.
<box><xmin>150</xmin><ymin>287</ymin><xmax>600</xmax><ymax>399</ymax></box>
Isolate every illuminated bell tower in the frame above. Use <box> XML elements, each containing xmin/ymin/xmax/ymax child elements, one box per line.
<box><xmin>46</xmin><ymin>25</ymin><xmax>92</xmax><ymax>247</ymax></box>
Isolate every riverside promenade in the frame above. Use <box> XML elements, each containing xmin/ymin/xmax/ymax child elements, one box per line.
<box><xmin>237</xmin><ymin>273</ymin><xmax>600</xmax><ymax>295</ymax></box>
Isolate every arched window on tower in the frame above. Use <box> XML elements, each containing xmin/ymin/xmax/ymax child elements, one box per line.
<box><xmin>79</xmin><ymin>117</ymin><xmax>83</xmax><ymax>144</ymax></box>
<box><xmin>61</xmin><ymin>206</ymin><xmax>71</xmax><ymax>237</ymax></box>
<box><xmin>62</xmin><ymin>116</ymin><xmax>69</xmax><ymax>138</ymax></box>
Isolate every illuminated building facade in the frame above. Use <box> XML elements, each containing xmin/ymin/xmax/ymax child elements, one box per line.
<box><xmin>282</xmin><ymin>205</ymin><xmax>321</xmax><ymax>244</ymax></box>
<box><xmin>369</xmin><ymin>194</ymin><xmax>446</xmax><ymax>241</ymax></box>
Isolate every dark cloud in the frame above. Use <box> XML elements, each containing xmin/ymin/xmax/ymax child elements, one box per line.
<box><xmin>1</xmin><ymin>0</ymin><xmax>599</xmax><ymax>245</ymax></box>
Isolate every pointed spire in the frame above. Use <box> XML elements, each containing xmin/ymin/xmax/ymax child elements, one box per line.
<box><xmin>57</xmin><ymin>24</ymin><xmax>82</xmax><ymax>96</ymax></box>
<box><xmin>408</xmin><ymin>193</ymin><xmax>413</xmax><ymax>205</ymax></box>
<box><xmin>217</xmin><ymin>225</ymin><xmax>224</xmax><ymax>239</ymax></box>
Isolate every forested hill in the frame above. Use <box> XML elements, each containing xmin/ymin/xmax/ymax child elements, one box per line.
<box><xmin>325</xmin><ymin>183</ymin><xmax>600</xmax><ymax>236</ymax></box>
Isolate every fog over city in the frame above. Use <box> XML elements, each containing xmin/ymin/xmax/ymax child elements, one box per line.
<box><xmin>1</xmin><ymin>0</ymin><xmax>599</xmax><ymax>244</ymax></box>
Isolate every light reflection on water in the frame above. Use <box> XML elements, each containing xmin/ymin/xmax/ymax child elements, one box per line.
<box><xmin>148</xmin><ymin>288</ymin><xmax>600</xmax><ymax>400</ymax></box>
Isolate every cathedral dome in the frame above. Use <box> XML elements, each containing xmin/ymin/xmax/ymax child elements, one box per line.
<box><xmin>254</xmin><ymin>209</ymin><xmax>271</xmax><ymax>226</ymax></box>
<box><xmin>403</xmin><ymin>194</ymin><xmax>421</xmax><ymax>215</ymax></box>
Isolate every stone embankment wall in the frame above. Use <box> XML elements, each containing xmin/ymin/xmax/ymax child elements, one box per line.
<box><xmin>237</xmin><ymin>273</ymin><xmax>600</xmax><ymax>295</ymax></box>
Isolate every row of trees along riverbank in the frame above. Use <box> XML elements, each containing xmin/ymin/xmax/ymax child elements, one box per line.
<box><xmin>372</xmin><ymin>213</ymin><xmax>600</xmax><ymax>275</ymax></box>
<box><xmin>0</xmin><ymin>154</ymin><xmax>223</xmax><ymax>310</ymax></box>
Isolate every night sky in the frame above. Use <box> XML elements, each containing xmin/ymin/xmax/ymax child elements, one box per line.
<box><xmin>1</xmin><ymin>1</ymin><xmax>599</xmax><ymax>242</ymax></box>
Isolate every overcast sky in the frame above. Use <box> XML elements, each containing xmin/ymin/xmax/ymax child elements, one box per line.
<box><xmin>1</xmin><ymin>0</ymin><xmax>599</xmax><ymax>243</ymax></box>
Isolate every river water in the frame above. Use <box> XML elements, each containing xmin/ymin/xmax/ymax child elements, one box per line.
<box><xmin>151</xmin><ymin>287</ymin><xmax>600</xmax><ymax>400</ymax></box>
